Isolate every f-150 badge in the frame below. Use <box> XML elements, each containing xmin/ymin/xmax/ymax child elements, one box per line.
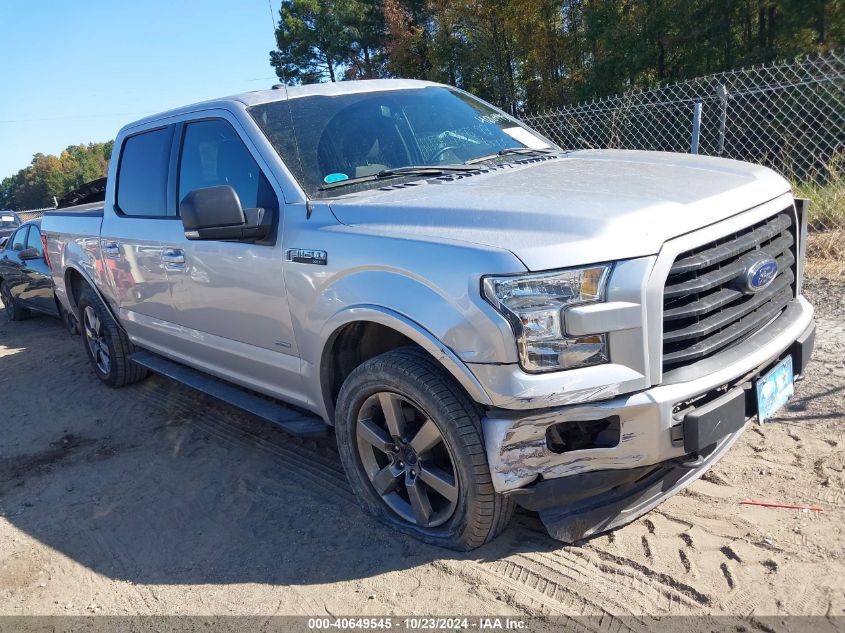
<box><xmin>286</xmin><ymin>249</ymin><xmax>328</xmax><ymax>265</ymax></box>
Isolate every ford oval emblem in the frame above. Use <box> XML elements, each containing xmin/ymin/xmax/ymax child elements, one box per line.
<box><xmin>745</xmin><ymin>258</ymin><xmax>778</xmax><ymax>293</ymax></box>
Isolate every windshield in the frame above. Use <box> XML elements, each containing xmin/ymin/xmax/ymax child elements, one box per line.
<box><xmin>0</xmin><ymin>213</ymin><xmax>20</xmax><ymax>229</ymax></box>
<box><xmin>249</xmin><ymin>87</ymin><xmax>552</xmax><ymax>197</ymax></box>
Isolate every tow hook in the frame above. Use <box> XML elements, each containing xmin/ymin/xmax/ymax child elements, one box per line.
<box><xmin>677</xmin><ymin>453</ymin><xmax>707</xmax><ymax>469</ymax></box>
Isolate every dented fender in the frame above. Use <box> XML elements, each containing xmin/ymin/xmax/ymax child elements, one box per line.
<box><xmin>317</xmin><ymin>304</ymin><xmax>494</xmax><ymax>412</ymax></box>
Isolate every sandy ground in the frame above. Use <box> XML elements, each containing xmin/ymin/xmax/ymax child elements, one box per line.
<box><xmin>0</xmin><ymin>281</ymin><xmax>843</xmax><ymax>625</ymax></box>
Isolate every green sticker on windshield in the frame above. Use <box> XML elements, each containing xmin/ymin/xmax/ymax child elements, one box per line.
<box><xmin>323</xmin><ymin>173</ymin><xmax>349</xmax><ymax>184</ymax></box>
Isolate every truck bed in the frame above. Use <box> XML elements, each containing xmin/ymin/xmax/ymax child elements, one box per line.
<box><xmin>41</xmin><ymin>202</ymin><xmax>107</xmax><ymax>316</ymax></box>
<box><xmin>42</xmin><ymin>201</ymin><xmax>104</xmax><ymax>218</ymax></box>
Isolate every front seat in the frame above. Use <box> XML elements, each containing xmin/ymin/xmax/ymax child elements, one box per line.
<box><xmin>318</xmin><ymin>105</ymin><xmax>411</xmax><ymax>178</ymax></box>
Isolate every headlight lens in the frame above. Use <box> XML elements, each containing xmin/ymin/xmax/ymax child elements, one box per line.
<box><xmin>483</xmin><ymin>265</ymin><xmax>611</xmax><ymax>372</ymax></box>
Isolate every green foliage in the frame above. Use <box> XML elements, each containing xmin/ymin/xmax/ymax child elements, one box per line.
<box><xmin>270</xmin><ymin>0</ymin><xmax>386</xmax><ymax>83</ymax></box>
<box><xmin>0</xmin><ymin>141</ymin><xmax>112</xmax><ymax>211</ymax></box>
<box><xmin>341</xmin><ymin>0</ymin><xmax>388</xmax><ymax>78</ymax></box>
<box><xmin>792</xmin><ymin>173</ymin><xmax>845</xmax><ymax>230</ymax></box>
<box><xmin>269</xmin><ymin>0</ymin><xmax>843</xmax><ymax>113</ymax></box>
<box><xmin>271</xmin><ymin>0</ymin><xmax>347</xmax><ymax>83</ymax></box>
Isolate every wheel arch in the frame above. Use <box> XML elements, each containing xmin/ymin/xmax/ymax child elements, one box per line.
<box><xmin>63</xmin><ymin>264</ymin><xmax>120</xmax><ymax>325</ymax></box>
<box><xmin>318</xmin><ymin>306</ymin><xmax>492</xmax><ymax>423</ymax></box>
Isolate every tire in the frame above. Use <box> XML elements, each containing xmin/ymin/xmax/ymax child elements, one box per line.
<box><xmin>77</xmin><ymin>287</ymin><xmax>147</xmax><ymax>387</ymax></box>
<box><xmin>58</xmin><ymin>299</ymin><xmax>80</xmax><ymax>335</ymax></box>
<box><xmin>1</xmin><ymin>279</ymin><xmax>30</xmax><ymax>321</ymax></box>
<box><xmin>335</xmin><ymin>347</ymin><xmax>515</xmax><ymax>550</ymax></box>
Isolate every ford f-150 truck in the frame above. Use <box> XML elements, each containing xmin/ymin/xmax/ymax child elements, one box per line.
<box><xmin>41</xmin><ymin>79</ymin><xmax>815</xmax><ymax>550</ymax></box>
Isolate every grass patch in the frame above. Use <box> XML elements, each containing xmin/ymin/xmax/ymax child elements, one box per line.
<box><xmin>806</xmin><ymin>231</ymin><xmax>845</xmax><ymax>279</ymax></box>
<box><xmin>792</xmin><ymin>177</ymin><xmax>845</xmax><ymax>230</ymax></box>
<box><xmin>788</xmin><ymin>154</ymin><xmax>844</xmax><ymax>231</ymax></box>
<box><xmin>789</xmin><ymin>161</ymin><xmax>844</xmax><ymax>277</ymax></box>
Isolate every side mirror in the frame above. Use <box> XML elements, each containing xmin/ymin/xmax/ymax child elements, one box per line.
<box><xmin>19</xmin><ymin>247</ymin><xmax>42</xmax><ymax>261</ymax></box>
<box><xmin>179</xmin><ymin>185</ymin><xmax>273</xmax><ymax>242</ymax></box>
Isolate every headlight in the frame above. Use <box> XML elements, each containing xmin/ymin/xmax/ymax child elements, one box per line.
<box><xmin>482</xmin><ymin>265</ymin><xmax>611</xmax><ymax>372</ymax></box>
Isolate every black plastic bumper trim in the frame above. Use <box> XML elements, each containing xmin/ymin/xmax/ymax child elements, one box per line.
<box><xmin>514</xmin><ymin>464</ymin><xmax>656</xmax><ymax>512</ymax></box>
<box><xmin>683</xmin><ymin>387</ymin><xmax>747</xmax><ymax>453</ymax></box>
<box><xmin>526</xmin><ymin>431</ymin><xmax>740</xmax><ymax>543</ymax></box>
<box><xmin>791</xmin><ymin>320</ymin><xmax>816</xmax><ymax>376</ymax></box>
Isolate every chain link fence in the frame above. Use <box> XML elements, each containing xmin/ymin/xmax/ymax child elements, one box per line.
<box><xmin>16</xmin><ymin>208</ymin><xmax>52</xmax><ymax>222</ymax></box>
<box><xmin>524</xmin><ymin>51</ymin><xmax>845</xmax><ymax>278</ymax></box>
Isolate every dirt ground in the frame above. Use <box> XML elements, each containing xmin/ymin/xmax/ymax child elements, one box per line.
<box><xmin>0</xmin><ymin>280</ymin><xmax>843</xmax><ymax>625</ymax></box>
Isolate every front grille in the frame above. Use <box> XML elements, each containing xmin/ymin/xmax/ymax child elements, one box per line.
<box><xmin>662</xmin><ymin>210</ymin><xmax>797</xmax><ymax>371</ymax></box>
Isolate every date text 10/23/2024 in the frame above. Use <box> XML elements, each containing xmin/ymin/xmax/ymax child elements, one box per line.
<box><xmin>307</xmin><ymin>617</ymin><xmax>528</xmax><ymax>630</ymax></box>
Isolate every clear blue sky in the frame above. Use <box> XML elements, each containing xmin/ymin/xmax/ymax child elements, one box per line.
<box><xmin>0</xmin><ymin>0</ymin><xmax>281</xmax><ymax>178</ymax></box>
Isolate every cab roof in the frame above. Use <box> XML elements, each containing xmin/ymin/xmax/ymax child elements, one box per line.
<box><xmin>124</xmin><ymin>78</ymin><xmax>444</xmax><ymax>132</ymax></box>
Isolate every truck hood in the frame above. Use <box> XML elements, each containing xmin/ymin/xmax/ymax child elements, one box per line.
<box><xmin>327</xmin><ymin>150</ymin><xmax>792</xmax><ymax>271</ymax></box>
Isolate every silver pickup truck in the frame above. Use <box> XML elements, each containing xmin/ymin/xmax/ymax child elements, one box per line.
<box><xmin>42</xmin><ymin>79</ymin><xmax>815</xmax><ymax>550</ymax></box>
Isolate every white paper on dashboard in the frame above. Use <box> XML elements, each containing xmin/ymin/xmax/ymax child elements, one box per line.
<box><xmin>502</xmin><ymin>126</ymin><xmax>550</xmax><ymax>149</ymax></box>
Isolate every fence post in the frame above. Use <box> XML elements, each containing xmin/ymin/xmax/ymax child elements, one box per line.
<box><xmin>690</xmin><ymin>101</ymin><xmax>702</xmax><ymax>154</ymax></box>
<box><xmin>717</xmin><ymin>84</ymin><xmax>728</xmax><ymax>155</ymax></box>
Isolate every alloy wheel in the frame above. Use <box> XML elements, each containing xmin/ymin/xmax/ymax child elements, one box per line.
<box><xmin>356</xmin><ymin>391</ymin><xmax>459</xmax><ymax>528</ymax></box>
<box><xmin>83</xmin><ymin>306</ymin><xmax>111</xmax><ymax>375</ymax></box>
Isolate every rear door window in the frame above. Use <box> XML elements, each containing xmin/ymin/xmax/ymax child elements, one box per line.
<box><xmin>116</xmin><ymin>127</ymin><xmax>173</xmax><ymax>217</ymax></box>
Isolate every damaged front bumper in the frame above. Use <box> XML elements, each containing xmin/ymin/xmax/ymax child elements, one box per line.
<box><xmin>518</xmin><ymin>428</ymin><xmax>744</xmax><ymax>543</ymax></box>
<box><xmin>480</xmin><ymin>298</ymin><xmax>815</xmax><ymax>543</ymax></box>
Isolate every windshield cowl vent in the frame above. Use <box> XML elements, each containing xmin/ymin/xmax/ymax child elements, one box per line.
<box><xmin>377</xmin><ymin>154</ymin><xmax>559</xmax><ymax>191</ymax></box>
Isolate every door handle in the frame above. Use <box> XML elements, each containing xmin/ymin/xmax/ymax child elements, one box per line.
<box><xmin>161</xmin><ymin>248</ymin><xmax>186</xmax><ymax>267</ymax></box>
<box><xmin>102</xmin><ymin>241</ymin><xmax>121</xmax><ymax>259</ymax></box>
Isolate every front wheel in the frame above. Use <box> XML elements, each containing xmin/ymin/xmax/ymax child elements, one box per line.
<box><xmin>335</xmin><ymin>347</ymin><xmax>514</xmax><ymax>550</ymax></box>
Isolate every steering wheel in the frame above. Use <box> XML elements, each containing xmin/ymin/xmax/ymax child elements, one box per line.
<box><xmin>429</xmin><ymin>146</ymin><xmax>458</xmax><ymax>163</ymax></box>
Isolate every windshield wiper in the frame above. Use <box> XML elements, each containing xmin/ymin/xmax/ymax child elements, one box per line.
<box><xmin>464</xmin><ymin>147</ymin><xmax>554</xmax><ymax>165</ymax></box>
<box><xmin>319</xmin><ymin>165</ymin><xmax>479</xmax><ymax>191</ymax></box>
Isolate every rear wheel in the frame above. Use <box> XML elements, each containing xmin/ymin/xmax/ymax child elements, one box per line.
<box><xmin>335</xmin><ymin>347</ymin><xmax>514</xmax><ymax>550</ymax></box>
<box><xmin>78</xmin><ymin>287</ymin><xmax>147</xmax><ymax>387</ymax></box>
<box><xmin>58</xmin><ymin>299</ymin><xmax>80</xmax><ymax>335</ymax></box>
<box><xmin>1</xmin><ymin>280</ymin><xmax>30</xmax><ymax>321</ymax></box>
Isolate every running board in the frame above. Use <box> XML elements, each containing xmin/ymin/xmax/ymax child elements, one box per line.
<box><xmin>129</xmin><ymin>351</ymin><xmax>329</xmax><ymax>438</ymax></box>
